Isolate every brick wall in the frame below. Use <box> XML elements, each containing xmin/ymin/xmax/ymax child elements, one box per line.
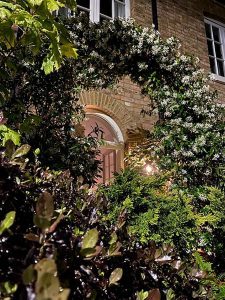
<box><xmin>157</xmin><ymin>0</ymin><xmax>225</xmax><ymax>103</ymax></box>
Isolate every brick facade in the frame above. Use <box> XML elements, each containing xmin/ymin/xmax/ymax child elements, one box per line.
<box><xmin>80</xmin><ymin>0</ymin><xmax>225</xmax><ymax>144</ymax></box>
<box><xmin>156</xmin><ymin>0</ymin><xmax>225</xmax><ymax>102</ymax></box>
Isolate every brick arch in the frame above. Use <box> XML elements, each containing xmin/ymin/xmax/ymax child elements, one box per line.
<box><xmin>79</xmin><ymin>90</ymin><xmax>134</xmax><ymax>138</ymax></box>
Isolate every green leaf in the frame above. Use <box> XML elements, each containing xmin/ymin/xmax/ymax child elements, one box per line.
<box><xmin>136</xmin><ymin>290</ymin><xmax>149</xmax><ymax>300</ymax></box>
<box><xmin>41</xmin><ymin>55</ymin><xmax>55</xmax><ymax>74</ymax></box>
<box><xmin>36</xmin><ymin>191</ymin><xmax>54</xmax><ymax>220</ymax></box>
<box><xmin>108</xmin><ymin>241</ymin><xmax>122</xmax><ymax>257</ymax></box>
<box><xmin>0</xmin><ymin>1</ymin><xmax>15</xmax><ymax>10</ymax></box>
<box><xmin>0</xmin><ymin>125</ymin><xmax>20</xmax><ymax>146</ymax></box>
<box><xmin>11</xmin><ymin>144</ymin><xmax>31</xmax><ymax>159</ymax></box>
<box><xmin>81</xmin><ymin>246</ymin><xmax>102</xmax><ymax>258</ymax></box>
<box><xmin>166</xmin><ymin>289</ymin><xmax>176</xmax><ymax>300</ymax></box>
<box><xmin>109</xmin><ymin>232</ymin><xmax>118</xmax><ymax>245</ymax></box>
<box><xmin>22</xmin><ymin>264</ymin><xmax>36</xmax><ymax>285</ymax></box>
<box><xmin>1</xmin><ymin>281</ymin><xmax>18</xmax><ymax>295</ymax></box>
<box><xmin>109</xmin><ymin>268</ymin><xmax>123</xmax><ymax>286</ymax></box>
<box><xmin>80</xmin><ymin>248</ymin><xmax>96</xmax><ymax>257</ymax></box>
<box><xmin>64</xmin><ymin>0</ymin><xmax>76</xmax><ymax>10</ymax></box>
<box><xmin>33</xmin><ymin>215</ymin><xmax>51</xmax><ymax>230</ymax></box>
<box><xmin>46</xmin><ymin>0</ymin><xmax>64</xmax><ymax>12</ymax></box>
<box><xmin>26</xmin><ymin>0</ymin><xmax>43</xmax><ymax>6</ymax></box>
<box><xmin>35</xmin><ymin>259</ymin><xmax>70</xmax><ymax>300</ymax></box>
<box><xmin>61</xmin><ymin>43</ymin><xmax>78</xmax><ymax>58</ymax></box>
<box><xmin>5</xmin><ymin>139</ymin><xmax>15</xmax><ymax>159</ymax></box>
<box><xmin>34</xmin><ymin>148</ymin><xmax>41</xmax><ymax>155</ymax></box>
<box><xmin>194</xmin><ymin>252</ymin><xmax>212</xmax><ymax>272</ymax></box>
<box><xmin>82</xmin><ymin>228</ymin><xmax>99</xmax><ymax>249</ymax></box>
<box><xmin>0</xmin><ymin>211</ymin><xmax>16</xmax><ymax>234</ymax></box>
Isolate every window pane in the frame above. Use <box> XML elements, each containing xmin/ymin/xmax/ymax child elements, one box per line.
<box><xmin>209</xmin><ymin>57</ymin><xmax>216</xmax><ymax>74</ymax></box>
<box><xmin>217</xmin><ymin>60</ymin><xmax>225</xmax><ymax>76</ymax></box>
<box><xmin>100</xmin><ymin>0</ymin><xmax>112</xmax><ymax>17</ymax></box>
<box><xmin>207</xmin><ymin>40</ymin><xmax>214</xmax><ymax>56</ymax></box>
<box><xmin>205</xmin><ymin>23</ymin><xmax>211</xmax><ymax>39</ymax></box>
<box><xmin>77</xmin><ymin>0</ymin><xmax>89</xmax><ymax>8</ymax></box>
<box><xmin>115</xmin><ymin>2</ymin><xmax>125</xmax><ymax>17</ymax></box>
<box><xmin>215</xmin><ymin>43</ymin><xmax>223</xmax><ymax>58</ymax></box>
<box><xmin>212</xmin><ymin>26</ymin><xmax>221</xmax><ymax>42</ymax></box>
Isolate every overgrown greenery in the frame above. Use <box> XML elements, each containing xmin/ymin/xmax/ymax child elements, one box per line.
<box><xmin>1</xmin><ymin>54</ymin><xmax>100</xmax><ymax>183</ymax></box>
<box><xmin>0</xmin><ymin>0</ymin><xmax>77</xmax><ymax>72</ymax></box>
<box><xmin>0</xmin><ymin>9</ymin><xmax>225</xmax><ymax>300</ymax></box>
<box><xmin>65</xmin><ymin>15</ymin><xmax>225</xmax><ymax>187</ymax></box>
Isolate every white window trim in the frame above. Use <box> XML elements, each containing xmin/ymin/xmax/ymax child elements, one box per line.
<box><xmin>210</xmin><ymin>73</ymin><xmax>225</xmax><ymax>83</ymax></box>
<box><xmin>77</xmin><ymin>0</ymin><xmax>130</xmax><ymax>23</ymax></box>
<box><xmin>89</xmin><ymin>112</ymin><xmax>124</xmax><ymax>143</ymax></box>
<box><xmin>205</xmin><ymin>17</ymin><xmax>225</xmax><ymax>81</ymax></box>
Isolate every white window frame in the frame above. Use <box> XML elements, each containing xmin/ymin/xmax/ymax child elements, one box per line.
<box><xmin>205</xmin><ymin>17</ymin><xmax>225</xmax><ymax>83</ymax></box>
<box><xmin>77</xmin><ymin>0</ymin><xmax>130</xmax><ymax>22</ymax></box>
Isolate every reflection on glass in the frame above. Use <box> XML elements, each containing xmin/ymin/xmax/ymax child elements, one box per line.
<box><xmin>115</xmin><ymin>2</ymin><xmax>125</xmax><ymax>18</ymax></box>
<box><xmin>205</xmin><ymin>23</ymin><xmax>211</xmax><ymax>39</ymax></box>
<box><xmin>100</xmin><ymin>0</ymin><xmax>112</xmax><ymax>17</ymax></box>
<box><xmin>207</xmin><ymin>40</ymin><xmax>214</xmax><ymax>56</ymax></box>
<box><xmin>217</xmin><ymin>60</ymin><xmax>225</xmax><ymax>76</ymax></box>
<box><xmin>209</xmin><ymin>57</ymin><xmax>216</xmax><ymax>74</ymax></box>
<box><xmin>212</xmin><ymin>26</ymin><xmax>220</xmax><ymax>42</ymax></box>
<box><xmin>215</xmin><ymin>43</ymin><xmax>223</xmax><ymax>59</ymax></box>
<box><xmin>77</xmin><ymin>0</ymin><xmax>89</xmax><ymax>8</ymax></box>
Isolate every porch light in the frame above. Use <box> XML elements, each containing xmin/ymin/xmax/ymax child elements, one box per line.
<box><xmin>144</xmin><ymin>162</ymin><xmax>159</xmax><ymax>175</ymax></box>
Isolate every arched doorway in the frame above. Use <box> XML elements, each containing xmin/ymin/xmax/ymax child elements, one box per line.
<box><xmin>83</xmin><ymin>112</ymin><xmax>124</xmax><ymax>183</ymax></box>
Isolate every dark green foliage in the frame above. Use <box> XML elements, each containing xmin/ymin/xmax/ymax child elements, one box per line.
<box><xmin>100</xmin><ymin>169</ymin><xmax>225</xmax><ymax>258</ymax></box>
<box><xmin>0</xmin><ymin>148</ymin><xmax>221</xmax><ymax>299</ymax></box>
<box><xmin>0</xmin><ymin>12</ymin><xmax>225</xmax><ymax>300</ymax></box>
<box><xmin>64</xmin><ymin>15</ymin><xmax>225</xmax><ymax>187</ymax></box>
<box><xmin>101</xmin><ymin>169</ymin><xmax>196</xmax><ymax>248</ymax></box>
<box><xmin>1</xmin><ymin>53</ymin><xmax>100</xmax><ymax>184</ymax></box>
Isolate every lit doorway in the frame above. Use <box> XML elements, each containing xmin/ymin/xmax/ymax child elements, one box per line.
<box><xmin>84</xmin><ymin>112</ymin><xmax>124</xmax><ymax>183</ymax></box>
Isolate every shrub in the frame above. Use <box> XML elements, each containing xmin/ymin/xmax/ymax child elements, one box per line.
<box><xmin>100</xmin><ymin>169</ymin><xmax>197</xmax><ymax>250</ymax></box>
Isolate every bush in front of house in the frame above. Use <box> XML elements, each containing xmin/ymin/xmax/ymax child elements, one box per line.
<box><xmin>0</xmin><ymin>12</ymin><xmax>225</xmax><ymax>300</ymax></box>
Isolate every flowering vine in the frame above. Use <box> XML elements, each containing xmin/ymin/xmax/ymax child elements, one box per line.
<box><xmin>64</xmin><ymin>15</ymin><xmax>225</xmax><ymax>186</ymax></box>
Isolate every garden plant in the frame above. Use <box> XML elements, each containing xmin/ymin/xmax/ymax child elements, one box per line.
<box><xmin>0</xmin><ymin>5</ymin><xmax>225</xmax><ymax>300</ymax></box>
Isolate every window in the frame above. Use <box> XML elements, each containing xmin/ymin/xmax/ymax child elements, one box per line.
<box><xmin>76</xmin><ymin>0</ymin><xmax>130</xmax><ymax>22</ymax></box>
<box><xmin>205</xmin><ymin>18</ymin><xmax>225</xmax><ymax>78</ymax></box>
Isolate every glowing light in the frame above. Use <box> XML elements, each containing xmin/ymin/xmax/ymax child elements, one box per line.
<box><xmin>144</xmin><ymin>162</ymin><xmax>159</xmax><ymax>175</ymax></box>
<box><xmin>145</xmin><ymin>164</ymin><xmax>153</xmax><ymax>174</ymax></box>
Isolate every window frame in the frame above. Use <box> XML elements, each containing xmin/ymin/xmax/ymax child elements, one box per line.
<box><xmin>205</xmin><ymin>17</ymin><xmax>225</xmax><ymax>82</ymax></box>
<box><xmin>77</xmin><ymin>0</ymin><xmax>130</xmax><ymax>22</ymax></box>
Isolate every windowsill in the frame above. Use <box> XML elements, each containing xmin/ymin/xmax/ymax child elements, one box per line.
<box><xmin>210</xmin><ymin>73</ymin><xmax>225</xmax><ymax>84</ymax></box>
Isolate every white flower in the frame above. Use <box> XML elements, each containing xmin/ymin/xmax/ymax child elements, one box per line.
<box><xmin>88</xmin><ymin>67</ymin><xmax>95</xmax><ymax>73</ymax></box>
<box><xmin>204</xmin><ymin>170</ymin><xmax>211</xmax><ymax>176</ymax></box>
<box><xmin>181</xmin><ymin>76</ymin><xmax>190</xmax><ymax>84</ymax></box>
<box><xmin>212</xmin><ymin>154</ymin><xmax>219</xmax><ymax>160</ymax></box>
<box><xmin>165</xmin><ymin>111</ymin><xmax>172</xmax><ymax>117</ymax></box>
